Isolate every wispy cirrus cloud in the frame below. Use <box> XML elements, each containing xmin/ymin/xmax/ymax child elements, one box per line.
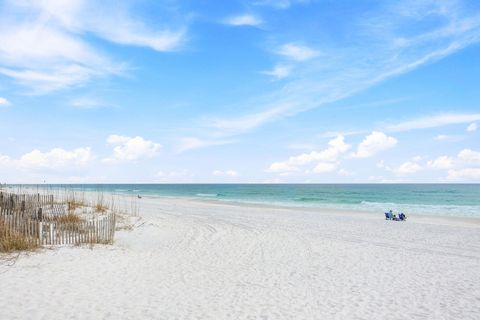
<box><xmin>177</xmin><ymin>137</ymin><xmax>233</xmax><ymax>153</ymax></box>
<box><xmin>69</xmin><ymin>96</ymin><xmax>112</xmax><ymax>109</ymax></box>
<box><xmin>318</xmin><ymin>112</ymin><xmax>480</xmax><ymax>140</ymax></box>
<box><xmin>385</xmin><ymin>113</ymin><xmax>480</xmax><ymax>132</ymax></box>
<box><xmin>0</xmin><ymin>0</ymin><xmax>186</xmax><ymax>94</ymax></box>
<box><xmin>0</xmin><ymin>97</ymin><xmax>11</xmax><ymax>107</ymax></box>
<box><xmin>205</xmin><ymin>1</ymin><xmax>480</xmax><ymax>138</ymax></box>
<box><xmin>224</xmin><ymin>14</ymin><xmax>263</xmax><ymax>27</ymax></box>
<box><xmin>253</xmin><ymin>0</ymin><xmax>311</xmax><ymax>10</ymax></box>
<box><xmin>276</xmin><ymin>43</ymin><xmax>319</xmax><ymax>61</ymax></box>
<box><xmin>262</xmin><ymin>65</ymin><xmax>291</xmax><ymax>79</ymax></box>
<box><xmin>467</xmin><ymin>122</ymin><xmax>478</xmax><ymax>132</ymax></box>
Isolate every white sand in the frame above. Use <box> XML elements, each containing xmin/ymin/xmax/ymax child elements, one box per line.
<box><xmin>1</xmin><ymin>196</ymin><xmax>480</xmax><ymax>320</ymax></box>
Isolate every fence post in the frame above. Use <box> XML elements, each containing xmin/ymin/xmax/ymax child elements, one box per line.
<box><xmin>49</xmin><ymin>223</ymin><xmax>54</xmax><ymax>244</ymax></box>
<box><xmin>39</xmin><ymin>222</ymin><xmax>43</xmax><ymax>245</ymax></box>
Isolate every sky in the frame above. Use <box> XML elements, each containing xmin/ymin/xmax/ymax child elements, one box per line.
<box><xmin>0</xmin><ymin>0</ymin><xmax>480</xmax><ymax>183</ymax></box>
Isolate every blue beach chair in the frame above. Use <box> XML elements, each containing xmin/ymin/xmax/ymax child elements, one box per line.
<box><xmin>384</xmin><ymin>210</ymin><xmax>393</xmax><ymax>220</ymax></box>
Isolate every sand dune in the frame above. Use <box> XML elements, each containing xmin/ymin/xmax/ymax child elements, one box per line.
<box><xmin>1</xmin><ymin>197</ymin><xmax>479</xmax><ymax>319</ymax></box>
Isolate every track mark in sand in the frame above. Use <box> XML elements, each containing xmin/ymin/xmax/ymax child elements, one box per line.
<box><xmin>316</xmin><ymin>232</ymin><xmax>480</xmax><ymax>260</ymax></box>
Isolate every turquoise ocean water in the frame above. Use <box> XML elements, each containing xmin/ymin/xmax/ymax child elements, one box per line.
<box><xmin>22</xmin><ymin>184</ymin><xmax>480</xmax><ymax>218</ymax></box>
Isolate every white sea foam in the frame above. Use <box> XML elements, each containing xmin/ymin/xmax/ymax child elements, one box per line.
<box><xmin>196</xmin><ymin>193</ymin><xmax>218</xmax><ymax>197</ymax></box>
<box><xmin>359</xmin><ymin>201</ymin><xmax>480</xmax><ymax>217</ymax></box>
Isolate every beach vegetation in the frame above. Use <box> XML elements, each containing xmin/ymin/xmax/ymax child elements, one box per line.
<box><xmin>0</xmin><ymin>217</ymin><xmax>38</xmax><ymax>253</ymax></box>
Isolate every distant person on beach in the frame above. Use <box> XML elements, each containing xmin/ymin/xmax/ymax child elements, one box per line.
<box><xmin>399</xmin><ymin>212</ymin><xmax>406</xmax><ymax>221</ymax></box>
<box><xmin>137</xmin><ymin>195</ymin><xmax>142</xmax><ymax>199</ymax></box>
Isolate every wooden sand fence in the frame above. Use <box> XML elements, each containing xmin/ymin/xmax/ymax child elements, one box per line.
<box><xmin>0</xmin><ymin>192</ymin><xmax>116</xmax><ymax>247</ymax></box>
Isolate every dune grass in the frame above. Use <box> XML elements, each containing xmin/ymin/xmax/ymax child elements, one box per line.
<box><xmin>0</xmin><ymin>218</ymin><xmax>38</xmax><ymax>253</ymax></box>
<box><xmin>55</xmin><ymin>212</ymin><xmax>85</xmax><ymax>224</ymax></box>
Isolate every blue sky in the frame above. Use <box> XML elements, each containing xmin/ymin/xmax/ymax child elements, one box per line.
<box><xmin>0</xmin><ymin>0</ymin><xmax>479</xmax><ymax>183</ymax></box>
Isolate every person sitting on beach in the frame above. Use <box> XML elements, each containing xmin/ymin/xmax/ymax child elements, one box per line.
<box><xmin>399</xmin><ymin>212</ymin><xmax>406</xmax><ymax>221</ymax></box>
<box><xmin>392</xmin><ymin>214</ymin><xmax>399</xmax><ymax>221</ymax></box>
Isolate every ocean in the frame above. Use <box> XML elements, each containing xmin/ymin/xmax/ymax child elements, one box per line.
<box><xmin>18</xmin><ymin>184</ymin><xmax>480</xmax><ymax>218</ymax></box>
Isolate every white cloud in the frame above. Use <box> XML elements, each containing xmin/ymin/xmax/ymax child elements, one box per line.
<box><xmin>262</xmin><ymin>65</ymin><xmax>291</xmax><ymax>79</ymax></box>
<box><xmin>313</xmin><ymin>162</ymin><xmax>337</xmax><ymax>173</ymax></box>
<box><xmin>425</xmin><ymin>149</ymin><xmax>480</xmax><ymax>181</ymax></box>
<box><xmin>224</xmin><ymin>14</ymin><xmax>262</xmax><ymax>26</ymax></box>
<box><xmin>177</xmin><ymin>137</ymin><xmax>232</xmax><ymax>152</ymax></box>
<box><xmin>268</xmin><ymin>135</ymin><xmax>350</xmax><ymax>173</ymax></box>
<box><xmin>94</xmin><ymin>26</ymin><xmax>184</xmax><ymax>53</ymax></box>
<box><xmin>289</xmin><ymin>136</ymin><xmax>350</xmax><ymax>166</ymax></box>
<box><xmin>386</xmin><ymin>113</ymin><xmax>480</xmax><ymax>132</ymax></box>
<box><xmin>19</xmin><ymin>147</ymin><xmax>92</xmax><ymax>169</ymax></box>
<box><xmin>0</xmin><ymin>97</ymin><xmax>11</xmax><ymax>106</ymax></box>
<box><xmin>13</xmin><ymin>0</ymin><xmax>185</xmax><ymax>52</ymax></box>
<box><xmin>277</xmin><ymin>43</ymin><xmax>319</xmax><ymax>61</ymax></box>
<box><xmin>420</xmin><ymin>149</ymin><xmax>480</xmax><ymax>181</ymax></box>
<box><xmin>351</xmin><ymin>132</ymin><xmax>397</xmax><ymax>158</ymax></box>
<box><xmin>0</xmin><ymin>23</ymin><xmax>102</xmax><ymax>66</ymax></box>
<box><xmin>0</xmin><ymin>1</ymin><xmax>185</xmax><ymax>93</ymax></box>
<box><xmin>447</xmin><ymin>168</ymin><xmax>480</xmax><ymax>180</ymax></box>
<box><xmin>438</xmin><ymin>148</ymin><xmax>480</xmax><ymax>181</ymax></box>
<box><xmin>395</xmin><ymin>161</ymin><xmax>422</xmax><ymax>174</ymax></box>
<box><xmin>0</xmin><ymin>18</ymin><xmax>116</xmax><ymax>93</ymax></box>
<box><xmin>292</xmin><ymin>136</ymin><xmax>349</xmax><ymax>165</ymax></box>
<box><xmin>213</xmin><ymin>170</ymin><xmax>239</xmax><ymax>177</ymax></box>
<box><xmin>434</xmin><ymin>134</ymin><xmax>449</xmax><ymax>141</ymax></box>
<box><xmin>467</xmin><ymin>122</ymin><xmax>478</xmax><ymax>132</ymax></box>
<box><xmin>0</xmin><ymin>146</ymin><xmax>93</xmax><ymax>175</ymax></box>
<box><xmin>427</xmin><ymin>156</ymin><xmax>454</xmax><ymax>169</ymax></box>
<box><xmin>458</xmin><ymin>149</ymin><xmax>480</xmax><ymax>163</ymax></box>
<box><xmin>105</xmin><ymin>135</ymin><xmax>161</xmax><ymax>162</ymax></box>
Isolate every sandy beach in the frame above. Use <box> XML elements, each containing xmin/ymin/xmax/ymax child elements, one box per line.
<box><xmin>1</xmin><ymin>196</ymin><xmax>479</xmax><ymax>320</ymax></box>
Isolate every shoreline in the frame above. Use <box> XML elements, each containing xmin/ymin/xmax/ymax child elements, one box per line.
<box><xmin>138</xmin><ymin>194</ymin><xmax>480</xmax><ymax>227</ymax></box>
<box><xmin>4</xmin><ymin>184</ymin><xmax>480</xmax><ymax>220</ymax></box>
